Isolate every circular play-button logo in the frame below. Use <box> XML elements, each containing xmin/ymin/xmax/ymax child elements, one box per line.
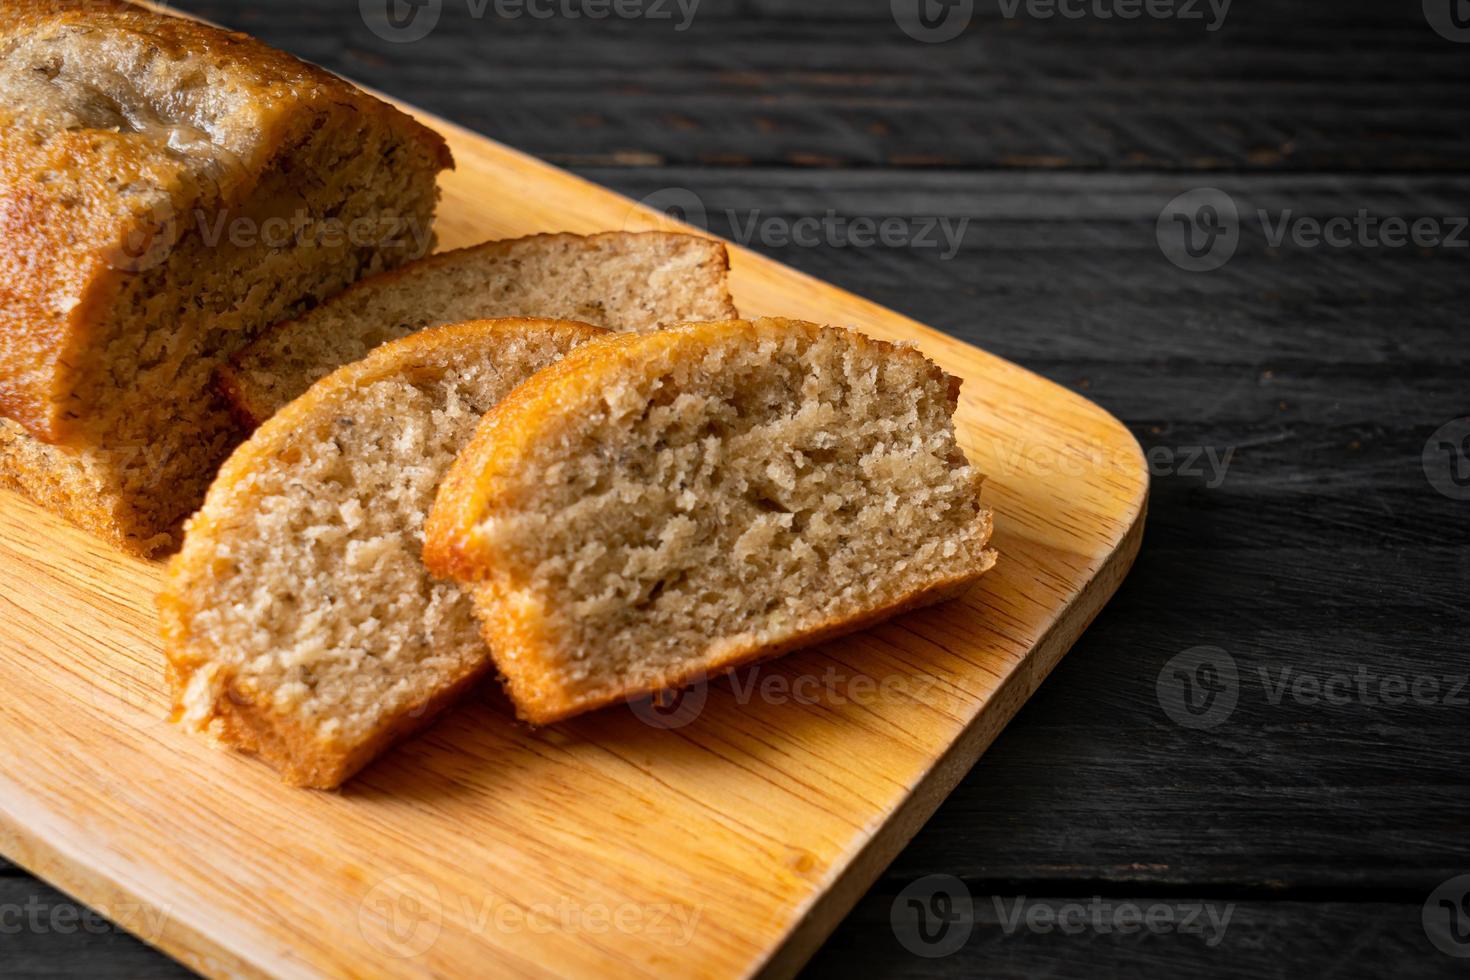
<box><xmin>892</xmin><ymin>0</ymin><xmax>975</xmax><ymax>43</ymax></box>
<box><xmin>1157</xmin><ymin>188</ymin><xmax>1240</xmax><ymax>273</ymax></box>
<box><xmin>1157</xmin><ymin>646</ymin><xmax>1239</xmax><ymax>729</ymax></box>
<box><xmin>1424</xmin><ymin>0</ymin><xmax>1470</xmax><ymax>42</ymax></box>
<box><xmin>361</xmin><ymin>0</ymin><xmax>443</xmax><ymax>44</ymax></box>
<box><xmin>891</xmin><ymin>874</ymin><xmax>972</xmax><ymax>958</ymax></box>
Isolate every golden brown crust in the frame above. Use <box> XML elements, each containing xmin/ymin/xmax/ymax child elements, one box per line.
<box><xmin>0</xmin><ymin>421</ymin><xmax>124</xmax><ymax>549</ymax></box>
<box><xmin>475</xmin><ymin>564</ymin><xmax>992</xmax><ymax>726</ymax></box>
<box><xmin>215</xmin><ymin>231</ymin><xmax>737</xmax><ymax>430</ymax></box>
<box><xmin>424</xmin><ymin>317</ymin><xmax>995</xmax><ymax>723</ymax></box>
<box><xmin>161</xmin><ymin>652</ymin><xmax>495</xmax><ymax>789</ymax></box>
<box><xmin>0</xmin><ymin>0</ymin><xmax>452</xmax><ymax>442</ymax></box>
<box><xmin>159</xmin><ymin>317</ymin><xmax>606</xmax><ymax>788</ymax></box>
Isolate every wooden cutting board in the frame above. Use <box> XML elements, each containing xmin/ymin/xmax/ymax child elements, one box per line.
<box><xmin>0</xmin><ymin>107</ymin><xmax>1147</xmax><ymax>978</ymax></box>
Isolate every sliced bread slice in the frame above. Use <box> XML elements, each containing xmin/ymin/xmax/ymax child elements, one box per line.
<box><xmin>160</xmin><ymin>317</ymin><xmax>607</xmax><ymax>788</ymax></box>
<box><xmin>218</xmin><ymin>231</ymin><xmax>736</xmax><ymax>427</ymax></box>
<box><xmin>424</xmin><ymin>317</ymin><xmax>997</xmax><ymax>725</ymax></box>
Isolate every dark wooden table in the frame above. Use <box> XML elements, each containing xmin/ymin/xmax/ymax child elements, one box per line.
<box><xmin>4</xmin><ymin>1</ymin><xmax>1467</xmax><ymax>976</ymax></box>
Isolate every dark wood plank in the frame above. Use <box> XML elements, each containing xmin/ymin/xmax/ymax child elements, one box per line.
<box><xmin>809</xmin><ymin>894</ymin><xmax>1466</xmax><ymax>978</ymax></box>
<box><xmin>0</xmin><ymin>878</ymin><xmax>193</xmax><ymax>979</ymax></box>
<box><xmin>174</xmin><ymin>0</ymin><xmax>1470</xmax><ymax>172</ymax></box>
<box><xmin>881</xmin><ymin>602</ymin><xmax>1470</xmax><ymax>888</ymax></box>
<box><xmin>576</xmin><ymin>167</ymin><xmax>1470</xmax><ymax>368</ymax></box>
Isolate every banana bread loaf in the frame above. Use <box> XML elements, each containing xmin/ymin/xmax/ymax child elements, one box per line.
<box><xmin>0</xmin><ymin>0</ymin><xmax>451</xmax><ymax>553</ymax></box>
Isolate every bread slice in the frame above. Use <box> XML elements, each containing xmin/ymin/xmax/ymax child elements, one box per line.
<box><xmin>424</xmin><ymin>317</ymin><xmax>997</xmax><ymax>725</ymax></box>
<box><xmin>160</xmin><ymin>318</ymin><xmax>606</xmax><ymax>788</ymax></box>
<box><xmin>0</xmin><ymin>0</ymin><xmax>451</xmax><ymax>554</ymax></box>
<box><xmin>218</xmin><ymin>231</ymin><xmax>736</xmax><ymax>428</ymax></box>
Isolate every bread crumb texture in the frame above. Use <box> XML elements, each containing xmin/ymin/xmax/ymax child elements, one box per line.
<box><xmin>221</xmin><ymin>231</ymin><xmax>736</xmax><ymax>426</ymax></box>
<box><xmin>160</xmin><ymin>318</ymin><xmax>602</xmax><ymax>787</ymax></box>
<box><xmin>427</xmin><ymin>317</ymin><xmax>997</xmax><ymax>724</ymax></box>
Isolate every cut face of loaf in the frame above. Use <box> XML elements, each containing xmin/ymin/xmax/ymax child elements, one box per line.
<box><xmin>218</xmin><ymin>231</ymin><xmax>737</xmax><ymax>428</ymax></box>
<box><xmin>425</xmin><ymin>317</ymin><xmax>997</xmax><ymax>725</ymax></box>
<box><xmin>160</xmin><ymin>318</ymin><xmax>606</xmax><ymax>789</ymax></box>
<box><xmin>0</xmin><ymin>1</ymin><xmax>451</xmax><ymax>554</ymax></box>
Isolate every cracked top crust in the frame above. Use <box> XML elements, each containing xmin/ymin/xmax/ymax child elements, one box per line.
<box><xmin>0</xmin><ymin>0</ymin><xmax>451</xmax><ymax>441</ymax></box>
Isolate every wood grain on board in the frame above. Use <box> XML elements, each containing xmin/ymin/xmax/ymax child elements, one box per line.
<box><xmin>0</xmin><ymin>95</ymin><xmax>1147</xmax><ymax>978</ymax></box>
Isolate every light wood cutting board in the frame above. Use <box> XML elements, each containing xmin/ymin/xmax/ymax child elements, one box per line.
<box><xmin>0</xmin><ymin>105</ymin><xmax>1148</xmax><ymax>977</ymax></box>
